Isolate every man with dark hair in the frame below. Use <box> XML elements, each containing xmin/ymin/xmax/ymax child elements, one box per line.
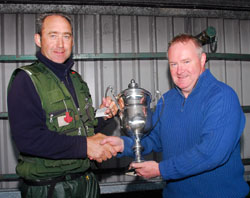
<box><xmin>8</xmin><ymin>12</ymin><xmax>117</xmax><ymax>198</ymax></box>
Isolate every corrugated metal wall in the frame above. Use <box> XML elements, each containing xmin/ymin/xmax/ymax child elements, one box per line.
<box><xmin>1</xmin><ymin>10</ymin><xmax>250</xmax><ymax>189</ymax></box>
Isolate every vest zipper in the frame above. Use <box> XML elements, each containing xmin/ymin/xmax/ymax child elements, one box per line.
<box><xmin>50</xmin><ymin>114</ymin><xmax>53</xmax><ymax>123</ymax></box>
<box><xmin>63</xmin><ymin>75</ymin><xmax>85</xmax><ymax>136</ymax></box>
<box><xmin>78</xmin><ymin>127</ymin><xmax>82</xmax><ymax>136</ymax></box>
<box><xmin>65</xmin><ymin>74</ymin><xmax>91</xmax><ymax>137</ymax></box>
<box><xmin>77</xmin><ymin>107</ymin><xmax>88</xmax><ymax>137</ymax></box>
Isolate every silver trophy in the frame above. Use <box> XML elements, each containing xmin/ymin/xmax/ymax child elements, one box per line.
<box><xmin>106</xmin><ymin>79</ymin><xmax>161</xmax><ymax>163</ymax></box>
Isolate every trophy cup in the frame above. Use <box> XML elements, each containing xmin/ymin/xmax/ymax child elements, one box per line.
<box><xmin>106</xmin><ymin>79</ymin><xmax>160</xmax><ymax>163</ymax></box>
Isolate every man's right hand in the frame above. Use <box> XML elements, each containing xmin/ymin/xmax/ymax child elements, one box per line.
<box><xmin>101</xmin><ymin>136</ymin><xmax>124</xmax><ymax>153</ymax></box>
<box><xmin>87</xmin><ymin>133</ymin><xmax>117</xmax><ymax>163</ymax></box>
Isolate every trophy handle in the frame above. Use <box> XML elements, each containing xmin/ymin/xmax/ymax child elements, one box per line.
<box><xmin>105</xmin><ymin>85</ymin><xmax>121</xmax><ymax>111</ymax></box>
<box><xmin>151</xmin><ymin>90</ymin><xmax>163</xmax><ymax>108</ymax></box>
<box><xmin>146</xmin><ymin>90</ymin><xmax>165</xmax><ymax>133</ymax></box>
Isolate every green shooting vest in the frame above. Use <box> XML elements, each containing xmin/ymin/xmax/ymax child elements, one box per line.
<box><xmin>8</xmin><ymin>61</ymin><xmax>98</xmax><ymax>180</ymax></box>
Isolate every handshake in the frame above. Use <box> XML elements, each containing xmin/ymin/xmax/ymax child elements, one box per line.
<box><xmin>86</xmin><ymin>133</ymin><xmax>124</xmax><ymax>163</ymax></box>
<box><xmin>86</xmin><ymin>96</ymin><xmax>125</xmax><ymax>163</ymax></box>
<box><xmin>86</xmin><ymin>133</ymin><xmax>161</xmax><ymax>179</ymax></box>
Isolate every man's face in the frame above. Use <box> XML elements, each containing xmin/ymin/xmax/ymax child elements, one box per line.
<box><xmin>35</xmin><ymin>15</ymin><xmax>73</xmax><ymax>64</ymax></box>
<box><xmin>168</xmin><ymin>40</ymin><xmax>206</xmax><ymax>98</ymax></box>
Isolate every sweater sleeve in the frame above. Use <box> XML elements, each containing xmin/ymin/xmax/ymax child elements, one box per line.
<box><xmin>159</xmin><ymin>86</ymin><xmax>245</xmax><ymax>180</ymax></box>
<box><xmin>7</xmin><ymin>70</ymin><xmax>87</xmax><ymax>159</ymax></box>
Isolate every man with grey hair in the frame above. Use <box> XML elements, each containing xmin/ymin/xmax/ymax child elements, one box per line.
<box><xmin>102</xmin><ymin>34</ymin><xmax>249</xmax><ymax>197</ymax></box>
<box><xmin>7</xmin><ymin>12</ymin><xmax>118</xmax><ymax>198</ymax></box>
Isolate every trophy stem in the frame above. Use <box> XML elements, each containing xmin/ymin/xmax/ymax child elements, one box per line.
<box><xmin>133</xmin><ymin>137</ymin><xmax>144</xmax><ymax>163</ymax></box>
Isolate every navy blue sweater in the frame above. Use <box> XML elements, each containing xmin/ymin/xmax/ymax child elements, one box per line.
<box><xmin>7</xmin><ymin>52</ymin><xmax>112</xmax><ymax>159</ymax></box>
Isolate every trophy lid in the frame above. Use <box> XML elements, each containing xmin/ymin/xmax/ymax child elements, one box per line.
<box><xmin>124</xmin><ymin>79</ymin><xmax>151</xmax><ymax>95</ymax></box>
<box><xmin>120</xmin><ymin>79</ymin><xmax>151</xmax><ymax>105</ymax></box>
<box><xmin>128</xmin><ymin>79</ymin><xmax>138</xmax><ymax>89</ymax></box>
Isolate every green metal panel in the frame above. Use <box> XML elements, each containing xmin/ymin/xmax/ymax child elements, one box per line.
<box><xmin>73</xmin><ymin>52</ymin><xmax>167</xmax><ymax>60</ymax></box>
<box><xmin>0</xmin><ymin>112</ymin><xmax>8</xmax><ymax>119</ymax></box>
<box><xmin>1</xmin><ymin>52</ymin><xmax>250</xmax><ymax>61</ymax></box>
<box><xmin>0</xmin><ymin>174</ymin><xmax>19</xmax><ymax>181</ymax></box>
<box><xmin>0</xmin><ymin>55</ymin><xmax>37</xmax><ymax>61</ymax></box>
<box><xmin>1</xmin><ymin>106</ymin><xmax>250</xmax><ymax>119</ymax></box>
<box><xmin>207</xmin><ymin>53</ymin><xmax>250</xmax><ymax>61</ymax></box>
<box><xmin>0</xmin><ymin>53</ymin><xmax>167</xmax><ymax>61</ymax></box>
<box><xmin>243</xmin><ymin>106</ymin><xmax>250</xmax><ymax>113</ymax></box>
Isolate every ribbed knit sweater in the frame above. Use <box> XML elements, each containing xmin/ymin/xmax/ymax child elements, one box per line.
<box><xmin>121</xmin><ymin>69</ymin><xmax>249</xmax><ymax>197</ymax></box>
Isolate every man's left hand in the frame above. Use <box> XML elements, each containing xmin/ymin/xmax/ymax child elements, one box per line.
<box><xmin>130</xmin><ymin>161</ymin><xmax>161</xmax><ymax>179</ymax></box>
<box><xmin>100</xmin><ymin>96</ymin><xmax>118</xmax><ymax>119</ymax></box>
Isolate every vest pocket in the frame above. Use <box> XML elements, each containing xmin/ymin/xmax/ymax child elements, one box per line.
<box><xmin>48</xmin><ymin>108</ymin><xmax>77</xmax><ymax>134</ymax></box>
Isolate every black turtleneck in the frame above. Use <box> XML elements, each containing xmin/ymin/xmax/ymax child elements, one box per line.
<box><xmin>36</xmin><ymin>52</ymin><xmax>79</xmax><ymax>107</ymax></box>
<box><xmin>7</xmin><ymin>52</ymin><xmax>87</xmax><ymax>159</ymax></box>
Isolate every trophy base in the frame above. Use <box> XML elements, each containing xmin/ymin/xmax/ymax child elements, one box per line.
<box><xmin>125</xmin><ymin>168</ymin><xmax>137</xmax><ymax>176</ymax></box>
<box><xmin>125</xmin><ymin>158</ymin><xmax>146</xmax><ymax>176</ymax></box>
